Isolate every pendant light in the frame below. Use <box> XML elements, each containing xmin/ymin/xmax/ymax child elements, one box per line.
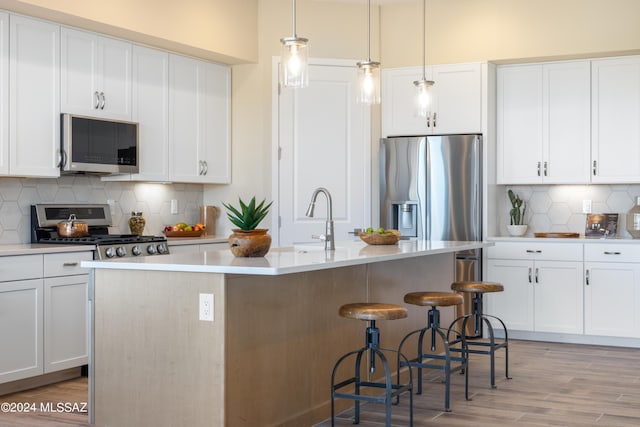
<box><xmin>356</xmin><ymin>0</ymin><xmax>380</xmax><ymax>104</ymax></box>
<box><xmin>280</xmin><ymin>0</ymin><xmax>309</xmax><ymax>89</ymax></box>
<box><xmin>414</xmin><ymin>0</ymin><xmax>434</xmax><ymax>117</ymax></box>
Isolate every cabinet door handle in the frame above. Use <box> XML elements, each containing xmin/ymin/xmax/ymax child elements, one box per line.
<box><xmin>426</xmin><ymin>114</ymin><xmax>431</xmax><ymax>128</ymax></box>
<box><xmin>603</xmin><ymin>251</ymin><xmax>621</xmax><ymax>255</ymax></box>
<box><xmin>202</xmin><ymin>161</ymin><xmax>208</xmax><ymax>175</ymax></box>
<box><xmin>593</xmin><ymin>160</ymin><xmax>597</xmax><ymax>176</ymax></box>
<box><xmin>94</xmin><ymin>91</ymin><xmax>100</xmax><ymax>109</ymax></box>
<box><xmin>432</xmin><ymin>112</ymin><xmax>437</xmax><ymax>128</ymax></box>
<box><xmin>543</xmin><ymin>161</ymin><xmax>548</xmax><ymax>176</ymax></box>
<box><xmin>100</xmin><ymin>92</ymin><xmax>106</xmax><ymax>109</ymax></box>
<box><xmin>63</xmin><ymin>262</ymin><xmax>79</xmax><ymax>267</ymax></box>
<box><xmin>526</xmin><ymin>250</ymin><xmax>542</xmax><ymax>254</ymax></box>
<box><xmin>535</xmin><ymin>267</ymin><xmax>539</xmax><ymax>283</ymax></box>
<box><xmin>198</xmin><ymin>161</ymin><xmax>203</xmax><ymax>175</ymax></box>
<box><xmin>528</xmin><ymin>267</ymin><xmax>532</xmax><ymax>283</ymax></box>
<box><xmin>537</xmin><ymin>161</ymin><xmax>541</xmax><ymax>176</ymax></box>
<box><xmin>585</xmin><ymin>269</ymin><xmax>590</xmax><ymax>286</ymax></box>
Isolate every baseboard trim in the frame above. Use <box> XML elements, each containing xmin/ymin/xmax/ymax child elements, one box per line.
<box><xmin>0</xmin><ymin>367</ymin><xmax>83</xmax><ymax>396</ymax></box>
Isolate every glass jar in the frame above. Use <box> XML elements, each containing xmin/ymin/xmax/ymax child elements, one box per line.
<box><xmin>626</xmin><ymin>196</ymin><xmax>640</xmax><ymax>238</ymax></box>
<box><xmin>128</xmin><ymin>211</ymin><xmax>146</xmax><ymax>236</ymax></box>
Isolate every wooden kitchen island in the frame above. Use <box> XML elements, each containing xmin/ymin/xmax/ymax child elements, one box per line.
<box><xmin>83</xmin><ymin>239</ymin><xmax>490</xmax><ymax>427</ymax></box>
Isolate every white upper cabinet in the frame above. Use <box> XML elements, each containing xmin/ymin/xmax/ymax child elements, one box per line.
<box><xmin>168</xmin><ymin>54</ymin><xmax>230</xmax><ymax>184</ymax></box>
<box><xmin>0</xmin><ymin>12</ymin><xmax>8</xmax><ymax>175</ymax></box>
<box><xmin>591</xmin><ymin>56</ymin><xmax>640</xmax><ymax>183</ymax></box>
<box><xmin>8</xmin><ymin>15</ymin><xmax>60</xmax><ymax>178</ymax></box>
<box><xmin>497</xmin><ymin>61</ymin><xmax>591</xmax><ymax>184</ymax></box>
<box><xmin>104</xmin><ymin>45</ymin><xmax>169</xmax><ymax>182</ymax></box>
<box><xmin>381</xmin><ymin>62</ymin><xmax>482</xmax><ymax>137</ymax></box>
<box><xmin>60</xmin><ymin>27</ymin><xmax>132</xmax><ymax>120</ymax></box>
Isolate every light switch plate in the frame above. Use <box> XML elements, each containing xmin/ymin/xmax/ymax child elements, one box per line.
<box><xmin>582</xmin><ymin>200</ymin><xmax>592</xmax><ymax>214</ymax></box>
<box><xmin>171</xmin><ymin>199</ymin><xmax>178</xmax><ymax>215</ymax></box>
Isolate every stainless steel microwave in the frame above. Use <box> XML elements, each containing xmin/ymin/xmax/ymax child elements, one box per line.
<box><xmin>60</xmin><ymin>114</ymin><xmax>139</xmax><ymax>175</ymax></box>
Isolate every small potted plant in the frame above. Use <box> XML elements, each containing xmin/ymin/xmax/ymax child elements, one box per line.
<box><xmin>223</xmin><ymin>197</ymin><xmax>273</xmax><ymax>257</ymax></box>
<box><xmin>507</xmin><ymin>189</ymin><xmax>528</xmax><ymax>237</ymax></box>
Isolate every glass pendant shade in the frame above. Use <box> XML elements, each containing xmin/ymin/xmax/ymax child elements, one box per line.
<box><xmin>280</xmin><ymin>36</ymin><xmax>309</xmax><ymax>88</ymax></box>
<box><xmin>357</xmin><ymin>60</ymin><xmax>380</xmax><ymax>105</ymax></box>
<box><xmin>414</xmin><ymin>78</ymin><xmax>434</xmax><ymax>117</ymax></box>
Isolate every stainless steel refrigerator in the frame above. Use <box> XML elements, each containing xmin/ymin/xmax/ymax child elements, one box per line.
<box><xmin>380</xmin><ymin>134</ymin><xmax>482</xmax><ymax>335</ymax></box>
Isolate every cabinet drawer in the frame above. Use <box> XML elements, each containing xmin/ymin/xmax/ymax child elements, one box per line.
<box><xmin>0</xmin><ymin>254</ymin><xmax>43</xmax><ymax>282</ymax></box>
<box><xmin>584</xmin><ymin>244</ymin><xmax>640</xmax><ymax>263</ymax></box>
<box><xmin>44</xmin><ymin>252</ymin><xmax>93</xmax><ymax>277</ymax></box>
<box><xmin>487</xmin><ymin>242</ymin><xmax>582</xmax><ymax>261</ymax></box>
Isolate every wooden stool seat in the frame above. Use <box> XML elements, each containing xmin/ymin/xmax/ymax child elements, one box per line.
<box><xmin>451</xmin><ymin>281</ymin><xmax>504</xmax><ymax>294</ymax></box>
<box><xmin>404</xmin><ymin>291</ymin><xmax>463</xmax><ymax>307</ymax></box>
<box><xmin>339</xmin><ymin>303</ymin><xmax>408</xmax><ymax>321</ymax></box>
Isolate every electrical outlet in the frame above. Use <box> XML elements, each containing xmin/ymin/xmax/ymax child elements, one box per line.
<box><xmin>582</xmin><ymin>200</ymin><xmax>592</xmax><ymax>214</ymax></box>
<box><xmin>171</xmin><ymin>199</ymin><xmax>178</xmax><ymax>215</ymax></box>
<box><xmin>199</xmin><ymin>293</ymin><xmax>214</xmax><ymax>321</ymax></box>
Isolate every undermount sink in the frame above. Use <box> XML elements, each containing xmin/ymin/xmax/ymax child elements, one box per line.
<box><xmin>293</xmin><ymin>243</ymin><xmax>343</xmax><ymax>252</ymax></box>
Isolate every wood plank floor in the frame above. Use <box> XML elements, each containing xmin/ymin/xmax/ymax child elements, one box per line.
<box><xmin>1</xmin><ymin>339</ymin><xmax>639</xmax><ymax>426</ymax></box>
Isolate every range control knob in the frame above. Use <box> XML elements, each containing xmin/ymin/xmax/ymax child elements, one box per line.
<box><xmin>104</xmin><ymin>247</ymin><xmax>116</xmax><ymax>258</ymax></box>
<box><xmin>131</xmin><ymin>245</ymin><xmax>142</xmax><ymax>256</ymax></box>
<box><xmin>157</xmin><ymin>243</ymin><xmax>168</xmax><ymax>254</ymax></box>
<box><xmin>146</xmin><ymin>244</ymin><xmax>157</xmax><ymax>255</ymax></box>
<box><xmin>116</xmin><ymin>246</ymin><xmax>127</xmax><ymax>257</ymax></box>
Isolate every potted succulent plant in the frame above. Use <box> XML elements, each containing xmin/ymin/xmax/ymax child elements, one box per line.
<box><xmin>223</xmin><ymin>197</ymin><xmax>273</xmax><ymax>257</ymax></box>
<box><xmin>507</xmin><ymin>189</ymin><xmax>528</xmax><ymax>236</ymax></box>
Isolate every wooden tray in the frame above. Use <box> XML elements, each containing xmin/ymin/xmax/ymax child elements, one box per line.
<box><xmin>163</xmin><ymin>230</ymin><xmax>204</xmax><ymax>237</ymax></box>
<box><xmin>534</xmin><ymin>232</ymin><xmax>580</xmax><ymax>238</ymax></box>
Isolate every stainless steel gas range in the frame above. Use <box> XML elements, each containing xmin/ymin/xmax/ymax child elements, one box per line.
<box><xmin>31</xmin><ymin>203</ymin><xmax>169</xmax><ymax>260</ymax></box>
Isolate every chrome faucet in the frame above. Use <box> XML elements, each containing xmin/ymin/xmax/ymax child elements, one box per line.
<box><xmin>305</xmin><ymin>187</ymin><xmax>335</xmax><ymax>251</ymax></box>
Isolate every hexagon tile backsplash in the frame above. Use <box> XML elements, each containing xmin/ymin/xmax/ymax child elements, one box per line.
<box><xmin>498</xmin><ymin>184</ymin><xmax>640</xmax><ymax>238</ymax></box>
<box><xmin>0</xmin><ymin>176</ymin><xmax>204</xmax><ymax>244</ymax></box>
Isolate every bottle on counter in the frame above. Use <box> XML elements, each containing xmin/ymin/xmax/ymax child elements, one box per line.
<box><xmin>626</xmin><ymin>196</ymin><xmax>640</xmax><ymax>238</ymax></box>
<box><xmin>129</xmin><ymin>211</ymin><xmax>146</xmax><ymax>236</ymax></box>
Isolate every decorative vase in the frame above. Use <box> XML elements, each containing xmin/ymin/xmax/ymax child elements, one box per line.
<box><xmin>128</xmin><ymin>211</ymin><xmax>146</xmax><ymax>236</ymax></box>
<box><xmin>507</xmin><ymin>224</ymin><xmax>528</xmax><ymax>237</ymax></box>
<box><xmin>228</xmin><ymin>229</ymin><xmax>272</xmax><ymax>257</ymax></box>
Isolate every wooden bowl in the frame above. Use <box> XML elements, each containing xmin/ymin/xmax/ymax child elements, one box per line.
<box><xmin>163</xmin><ymin>230</ymin><xmax>204</xmax><ymax>237</ymax></box>
<box><xmin>358</xmin><ymin>229</ymin><xmax>401</xmax><ymax>245</ymax></box>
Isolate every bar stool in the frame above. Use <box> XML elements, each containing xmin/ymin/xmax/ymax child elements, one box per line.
<box><xmin>448</xmin><ymin>281</ymin><xmax>511</xmax><ymax>388</ymax></box>
<box><xmin>331</xmin><ymin>303</ymin><xmax>413</xmax><ymax>427</ymax></box>
<box><xmin>397</xmin><ymin>292</ymin><xmax>468</xmax><ymax>412</ymax></box>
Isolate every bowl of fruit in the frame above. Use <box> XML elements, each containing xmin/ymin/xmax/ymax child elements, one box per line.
<box><xmin>163</xmin><ymin>222</ymin><xmax>205</xmax><ymax>237</ymax></box>
<box><xmin>358</xmin><ymin>228</ymin><xmax>401</xmax><ymax>245</ymax></box>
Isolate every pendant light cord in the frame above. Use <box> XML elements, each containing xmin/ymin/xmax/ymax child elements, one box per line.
<box><xmin>292</xmin><ymin>0</ymin><xmax>297</xmax><ymax>37</ymax></box>
<box><xmin>421</xmin><ymin>0</ymin><xmax>426</xmax><ymax>80</ymax></box>
<box><xmin>367</xmin><ymin>0</ymin><xmax>372</xmax><ymax>61</ymax></box>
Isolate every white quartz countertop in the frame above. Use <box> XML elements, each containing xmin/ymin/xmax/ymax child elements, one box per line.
<box><xmin>0</xmin><ymin>243</ymin><xmax>96</xmax><ymax>256</ymax></box>
<box><xmin>165</xmin><ymin>235</ymin><xmax>228</xmax><ymax>245</ymax></box>
<box><xmin>489</xmin><ymin>236</ymin><xmax>640</xmax><ymax>244</ymax></box>
<box><xmin>82</xmin><ymin>240</ymin><xmax>492</xmax><ymax>276</ymax></box>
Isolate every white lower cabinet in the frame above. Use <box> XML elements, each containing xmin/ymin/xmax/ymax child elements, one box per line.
<box><xmin>486</xmin><ymin>242</ymin><xmax>583</xmax><ymax>334</ymax></box>
<box><xmin>0</xmin><ymin>278</ymin><xmax>43</xmax><ymax>383</ymax></box>
<box><xmin>44</xmin><ymin>275</ymin><xmax>88</xmax><ymax>373</ymax></box>
<box><xmin>584</xmin><ymin>244</ymin><xmax>640</xmax><ymax>338</ymax></box>
<box><xmin>0</xmin><ymin>251</ymin><xmax>91</xmax><ymax>385</ymax></box>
